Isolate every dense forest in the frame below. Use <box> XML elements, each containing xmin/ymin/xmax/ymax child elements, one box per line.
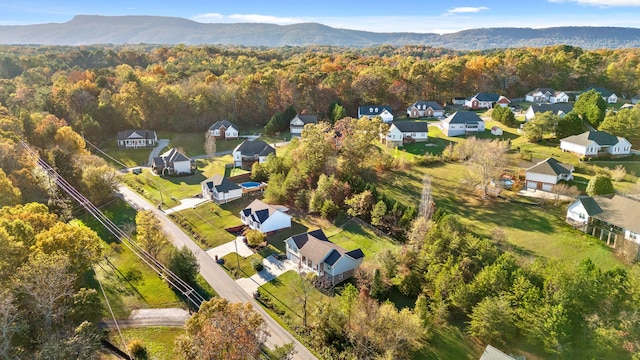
<box><xmin>0</xmin><ymin>44</ymin><xmax>639</xmax><ymax>143</ymax></box>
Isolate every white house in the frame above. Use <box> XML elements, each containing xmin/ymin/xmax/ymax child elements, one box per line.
<box><xmin>550</xmin><ymin>91</ymin><xmax>570</xmax><ymax>103</ymax></box>
<box><xmin>566</xmin><ymin>195</ymin><xmax>640</xmax><ymax>259</ymax></box>
<box><xmin>240</xmin><ymin>199</ymin><xmax>291</xmax><ymax>234</ymax></box>
<box><xmin>383</xmin><ymin>121</ymin><xmax>428</xmax><ymax>147</ymax></box>
<box><xmin>151</xmin><ymin>148</ymin><xmax>192</xmax><ymax>175</ymax></box>
<box><xmin>285</xmin><ymin>229</ymin><xmax>365</xmax><ymax>287</ymax></box>
<box><xmin>208</xmin><ymin>120</ymin><xmax>238</xmax><ymax>140</ymax></box>
<box><xmin>232</xmin><ymin>139</ymin><xmax>276</xmax><ymax>170</ymax></box>
<box><xmin>201</xmin><ymin>174</ymin><xmax>243</xmax><ymax>204</ymax></box>
<box><xmin>525</xmin><ymin>88</ymin><xmax>554</xmax><ymax>103</ymax></box>
<box><xmin>358</xmin><ymin>106</ymin><xmax>394</xmax><ymax>123</ymax></box>
<box><xmin>465</xmin><ymin>93</ymin><xmax>510</xmax><ymax>109</ymax></box>
<box><xmin>117</xmin><ymin>130</ymin><xmax>157</xmax><ymax>148</ymax></box>
<box><xmin>289</xmin><ymin>114</ymin><xmax>318</xmax><ymax>136</ymax></box>
<box><xmin>525</xmin><ymin>157</ymin><xmax>574</xmax><ymax>191</ymax></box>
<box><xmin>491</xmin><ymin>126</ymin><xmax>503</xmax><ymax>136</ymax></box>
<box><xmin>442</xmin><ymin>111</ymin><xmax>485</xmax><ymax>137</ymax></box>
<box><xmin>480</xmin><ymin>345</ymin><xmax>516</xmax><ymax>360</ymax></box>
<box><xmin>406</xmin><ymin>101</ymin><xmax>445</xmax><ymax>118</ymax></box>
<box><xmin>524</xmin><ymin>103</ymin><xmax>574</xmax><ymax>122</ymax></box>
<box><xmin>577</xmin><ymin>87</ymin><xmax>618</xmax><ymax>104</ymax></box>
<box><xmin>560</xmin><ymin>131</ymin><xmax>632</xmax><ymax>158</ymax></box>
<box><xmin>631</xmin><ymin>94</ymin><xmax>640</xmax><ymax>105</ymax></box>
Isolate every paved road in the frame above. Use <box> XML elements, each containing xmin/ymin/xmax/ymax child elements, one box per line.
<box><xmin>116</xmin><ymin>186</ymin><xmax>316</xmax><ymax>360</ymax></box>
<box><xmin>148</xmin><ymin>139</ymin><xmax>170</xmax><ymax>166</ymax></box>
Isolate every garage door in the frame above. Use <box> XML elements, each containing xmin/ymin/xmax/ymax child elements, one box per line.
<box><xmin>526</xmin><ymin>181</ymin><xmax>537</xmax><ymax>189</ymax></box>
<box><xmin>542</xmin><ymin>183</ymin><xmax>553</xmax><ymax>192</ymax></box>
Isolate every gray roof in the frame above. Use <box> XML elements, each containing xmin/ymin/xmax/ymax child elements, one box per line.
<box><xmin>583</xmin><ymin>194</ymin><xmax>640</xmax><ymax>234</ymax></box>
<box><xmin>528</xmin><ymin>103</ymin><xmax>574</xmax><ymax>115</ymax></box>
<box><xmin>202</xmin><ymin>174</ymin><xmax>241</xmax><ymax>193</ymax></box>
<box><xmin>117</xmin><ymin>129</ymin><xmax>157</xmax><ymax>141</ymax></box>
<box><xmin>526</xmin><ymin>157</ymin><xmax>573</xmax><ymax>176</ymax></box>
<box><xmin>233</xmin><ymin>139</ymin><xmax>276</xmax><ymax>157</ymax></box>
<box><xmin>408</xmin><ymin>100</ymin><xmax>444</xmax><ymax>111</ymax></box>
<box><xmin>479</xmin><ymin>345</ymin><xmax>516</xmax><ymax>360</ymax></box>
<box><xmin>443</xmin><ymin>111</ymin><xmax>483</xmax><ymax>125</ymax></box>
<box><xmin>358</xmin><ymin>105</ymin><xmax>393</xmax><ymax>116</ymax></box>
<box><xmin>288</xmin><ymin>229</ymin><xmax>364</xmax><ymax>266</ymax></box>
<box><xmin>208</xmin><ymin>119</ymin><xmax>237</xmax><ymax>131</ymax></box>
<box><xmin>241</xmin><ymin>199</ymin><xmax>286</xmax><ymax>224</ymax></box>
<box><xmin>526</xmin><ymin>87</ymin><xmax>554</xmax><ymax>96</ymax></box>
<box><xmin>561</xmin><ymin>130</ymin><xmax>620</xmax><ymax>147</ymax></box>
<box><xmin>290</xmin><ymin>114</ymin><xmax>318</xmax><ymax>125</ymax></box>
<box><xmin>159</xmin><ymin>148</ymin><xmax>190</xmax><ymax>162</ymax></box>
<box><xmin>468</xmin><ymin>92</ymin><xmax>500</xmax><ymax>102</ymax></box>
<box><xmin>392</xmin><ymin>121</ymin><xmax>428</xmax><ymax>133</ymax></box>
<box><xmin>582</xmin><ymin>86</ymin><xmax>613</xmax><ymax>97</ymax></box>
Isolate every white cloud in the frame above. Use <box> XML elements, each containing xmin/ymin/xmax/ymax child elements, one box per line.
<box><xmin>548</xmin><ymin>0</ymin><xmax>640</xmax><ymax>6</ymax></box>
<box><xmin>447</xmin><ymin>6</ymin><xmax>490</xmax><ymax>14</ymax></box>
<box><xmin>227</xmin><ymin>14</ymin><xmax>300</xmax><ymax>24</ymax></box>
<box><xmin>192</xmin><ymin>13</ymin><xmax>224</xmax><ymax>21</ymax></box>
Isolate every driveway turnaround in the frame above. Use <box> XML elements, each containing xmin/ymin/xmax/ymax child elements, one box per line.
<box><xmin>236</xmin><ymin>256</ymin><xmax>298</xmax><ymax>295</ymax></box>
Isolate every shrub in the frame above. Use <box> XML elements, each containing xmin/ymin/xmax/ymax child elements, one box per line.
<box><xmin>586</xmin><ymin>174</ymin><xmax>615</xmax><ymax>196</ymax></box>
<box><xmin>245</xmin><ymin>229</ymin><xmax>265</xmax><ymax>247</ymax></box>
<box><xmin>251</xmin><ymin>257</ymin><xmax>264</xmax><ymax>272</ymax></box>
<box><xmin>128</xmin><ymin>339</ymin><xmax>148</xmax><ymax>360</ymax></box>
<box><xmin>610</xmin><ymin>164</ymin><xmax>627</xmax><ymax>182</ymax></box>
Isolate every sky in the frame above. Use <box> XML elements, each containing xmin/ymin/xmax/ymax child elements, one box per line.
<box><xmin>1</xmin><ymin>0</ymin><xmax>640</xmax><ymax>34</ymax></box>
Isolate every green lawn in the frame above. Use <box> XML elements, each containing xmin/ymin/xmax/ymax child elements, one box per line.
<box><xmin>171</xmin><ymin>203</ymin><xmax>240</xmax><ymax>248</ymax></box>
<box><xmin>107</xmin><ymin>326</ymin><xmax>185</xmax><ymax>360</ymax></box>
<box><xmin>221</xmin><ymin>253</ymin><xmax>262</xmax><ymax>278</ymax></box>
<box><xmin>327</xmin><ymin>219</ymin><xmax>400</xmax><ymax>257</ymax></box>
<box><xmin>157</xmin><ymin>131</ymin><xmax>205</xmax><ymax>157</ymax></box>
<box><xmin>102</xmin><ymin>147</ymin><xmax>153</xmax><ymax>168</ymax></box>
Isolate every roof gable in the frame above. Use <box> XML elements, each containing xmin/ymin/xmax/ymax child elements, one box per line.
<box><xmin>470</xmin><ymin>92</ymin><xmax>500</xmax><ymax>102</ymax></box>
<box><xmin>444</xmin><ymin>111</ymin><xmax>483</xmax><ymax>124</ymax></box>
<box><xmin>234</xmin><ymin>139</ymin><xmax>276</xmax><ymax>156</ymax></box>
<box><xmin>391</xmin><ymin>121</ymin><xmax>427</xmax><ymax>133</ymax></box>
<box><xmin>586</xmin><ymin>195</ymin><xmax>640</xmax><ymax>234</ymax></box>
<box><xmin>209</xmin><ymin>119</ymin><xmax>237</xmax><ymax>131</ymax></box>
<box><xmin>160</xmin><ymin>148</ymin><xmax>190</xmax><ymax>162</ymax></box>
<box><xmin>526</xmin><ymin>157</ymin><xmax>573</xmax><ymax>176</ymax></box>
<box><xmin>529</xmin><ymin>103</ymin><xmax>574</xmax><ymax>115</ymax></box>
<box><xmin>410</xmin><ymin>100</ymin><xmax>444</xmax><ymax>111</ymax></box>
<box><xmin>288</xmin><ymin>229</ymin><xmax>364</xmax><ymax>266</ymax></box>
<box><xmin>291</xmin><ymin>114</ymin><xmax>318</xmax><ymax>125</ymax></box>
<box><xmin>202</xmin><ymin>174</ymin><xmax>241</xmax><ymax>193</ymax></box>
<box><xmin>117</xmin><ymin>129</ymin><xmax>157</xmax><ymax>141</ymax></box>
<box><xmin>359</xmin><ymin>105</ymin><xmax>393</xmax><ymax>116</ymax></box>
<box><xmin>561</xmin><ymin>130</ymin><xmax>621</xmax><ymax>147</ymax></box>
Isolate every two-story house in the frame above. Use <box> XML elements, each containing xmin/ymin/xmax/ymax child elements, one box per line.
<box><xmin>232</xmin><ymin>140</ymin><xmax>276</xmax><ymax>170</ymax></box>
<box><xmin>358</xmin><ymin>106</ymin><xmax>394</xmax><ymax>123</ymax></box>
<box><xmin>208</xmin><ymin>120</ymin><xmax>239</xmax><ymax>140</ymax></box>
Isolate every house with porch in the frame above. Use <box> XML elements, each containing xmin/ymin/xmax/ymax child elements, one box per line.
<box><xmin>560</xmin><ymin>130</ymin><xmax>632</xmax><ymax>158</ymax></box>
<box><xmin>201</xmin><ymin>174</ymin><xmax>242</xmax><ymax>204</ymax></box>
<box><xmin>442</xmin><ymin>111</ymin><xmax>485</xmax><ymax>137</ymax></box>
<box><xmin>289</xmin><ymin>114</ymin><xmax>318</xmax><ymax>136</ymax></box>
<box><xmin>465</xmin><ymin>93</ymin><xmax>510</xmax><ymax>110</ymax></box>
<box><xmin>525</xmin><ymin>157</ymin><xmax>574</xmax><ymax>192</ymax></box>
<box><xmin>151</xmin><ymin>148</ymin><xmax>193</xmax><ymax>175</ymax></box>
<box><xmin>232</xmin><ymin>139</ymin><xmax>276</xmax><ymax>170</ymax></box>
<box><xmin>240</xmin><ymin>199</ymin><xmax>291</xmax><ymax>234</ymax></box>
<box><xmin>208</xmin><ymin>120</ymin><xmax>239</xmax><ymax>140</ymax></box>
<box><xmin>525</xmin><ymin>88</ymin><xmax>554</xmax><ymax>103</ymax></box>
<box><xmin>117</xmin><ymin>130</ymin><xmax>157</xmax><ymax>148</ymax></box>
<box><xmin>382</xmin><ymin>121</ymin><xmax>428</xmax><ymax>147</ymax></box>
<box><xmin>358</xmin><ymin>106</ymin><xmax>394</xmax><ymax>123</ymax></box>
<box><xmin>550</xmin><ymin>91</ymin><xmax>570</xmax><ymax>103</ymax></box>
<box><xmin>566</xmin><ymin>195</ymin><xmax>640</xmax><ymax>262</ymax></box>
<box><xmin>285</xmin><ymin>229</ymin><xmax>365</xmax><ymax>287</ymax></box>
<box><xmin>406</xmin><ymin>101</ymin><xmax>445</xmax><ymax>118</ymax></box>
<box><xmin>524</xmin><ymin>103</ymin><xmax>574</xmax><ymax>122</ymax></box>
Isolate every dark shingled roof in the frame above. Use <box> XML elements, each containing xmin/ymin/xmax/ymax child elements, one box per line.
<box><xmin>324</xmin><ymin>249</ymin><xmax>342</xmax><ymax>266</ymax></box>
<box><xmin>526</xmin><ymin>87</ymin><xmax>554</xmax><ymax>96</ymax></box>
<box><xmin>201</xmin><ymin>174</ymin><xmax>241</xmax><ymax>193</ymax></box>
<box><xmin>345</xmin><ymin>249</ymin><xmax>365</xmax><ymax>260</ymax></box>
<box><xmin>582</xmin><ymin>86</ymin><xmax>613</xmax><ymax>98</ymax></box>
<box><xmin>233</xmin><ymin>139</ymin><xmax>276</xmax><ymax>157</ymax></box>
<box><xmin>288</xmin><ymin>229</ymin><xmax>365</xmax><ymax>266</ymax></box>
<box><xmin>526</xmin><ymin>157</ymin><xmax>573</xmax><ymax>176</ymax></box>
<box><xmin>117</xmin><ymin>129</ymin><xmax>156</xmax><ymax>141</ymax></box>
<box><xmin>391</xmin><ymin>121</ymin><xmax>428</xmax><ymax>133</ymax></box>
<box><xmin>468</xmin><ymin>92</ymin><xmax>500</xmax><ymax>102</ymax></box>
<box><xmin>561</xmin><ymin>131</ymin><xmax>620</xmax><ymax>147</ymax></box>
<box><xmin>408</xmin><ymin>100</ymin><xmax>444</xmax><ymax>111</ymax></box>
<box><xmin>291</xmin><ymin>114</ymin><xmax>318</xmax><ymax>125</ymax></box>
<box><xmin>358</xmin><ymin>105</ymin><xmax>393</xmax><ymax>116</ymax></box>
<box><xmin>443</xmin><ymin>111</ymin><xmax>483</xmax><ymax>125</ymax></box>
<box><xmin>528</xmin><ymin>103</ymin><xmax>574</xmax><ymax>115</ymax></box>
<box><xmin>159</xmin><ymin>148</ymin><xmax>190</xmax><ymax>162</ymax></box>
<box><xmin>208</xmin><ymin>119</ymin><xmax>237</xmax><ymax>131</ymax></box>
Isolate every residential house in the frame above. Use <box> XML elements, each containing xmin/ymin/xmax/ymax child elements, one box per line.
<box><xmin>479</xmin><ymin>345</ymin><xmax>516</xmax><ymax>360</ymax></box>
<box><xmin>550</xmin><ymin>91</ymin><xmax>570</xmax><ymax>103</ymax></box>
<box><xmin>208</xmin><ymin>120</ymin><xmax>239</xmax><ymax>140</ymax></box>
<box><xmin>631</xmin><ymin>94</ymin><xmax>640</xmax><ymax>105</ymax></box>
<box><xmin>240</xmin><ymin>199</ymin><xmax>292</xmax><ymax>234</ymax></box>
<box><xmin>566</xmin><ymin>194</ymin><xmax>640</xmax><ymax>261</ymax></box>
<box><xmin>465</xmin><ymin>93</ymin><xmax>510</xmax><ymax>109</ymax></box>
<box><xmin>560</xmin><ymin>130</ymin><xmax>632</xmax><ymax>158</ymax></box>
<box><xmin>285</xmin><ymin>229</ymin><xmax>365</xmax><ymax>287</ymax></box>
<box><xmin>620</xmin><ymin>103</ymin><xmax>636</xmax><ymax>111</ymax></box>
<box><xmin>442</xmin><ymin>111</ymin><xmax>485</xmax><ymax>137</ymax></box>
<box><xmin>201</xmin><ymin>174</ymin><xmax>242</xmax><ymax>204</ymax></box>
<box><xmin>289</xmin><ymin>114</ymin><xmax>318</xmax><ymax>136</ymax></box>
<box><xmin>232</xmin><ymin>139</ymin><xmax>276</xmax><ymax>170</ymax></box>
<box><xmin>525</xmin><ymin>88</ymin><xmax>554</xmax><ymax>103</ymax></box>
<box><xmin>117</xmin><ymin>130</ymin><xmax>157</xmax><ymax>148</ymax></box>
<box><xmin>151</xmin><ymin>148</ymin><xmax>193</xmax><ymax>175</ymax></box>
<box><xmin>383</xmin><ymin>121</ymin><xmax>428</xmax><ymax>147</ymax></box>
<box><xmin>452</xmin><ymin>97</ymin><xmax>467</xmax><ymax>106</ymax></box>
<box><xmin>358</xmin><ymin>106</ymin><xmax>394</xmax><ymax>122</ymax></box>
<box><xmin>577</xmin><ymin>87</ymin><xmax>618</xmax><ymax>103</ymax></box>
<box><xmin>491</xmin><ymin>126</ymin><xmax>503</xmax><ymax>136</ymax></box>
<box><xmin>524</xmin><ymin>103</ymin><xmax>574</xmax><ymax>122</ymax></box>
<box><xmin>525</xmin><ymin>157</ymin><xmax>574</xmax><ymax>191</ymax></box>
<box><xmin>406</xmin><ymin>101</ymin><xmax>445</xmax><ymax>118</ymax></box>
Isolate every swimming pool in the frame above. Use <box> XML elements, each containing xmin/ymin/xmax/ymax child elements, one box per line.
<box><xmin>241</xmin><ymin>181</ymin><xmax>261</xmax><ymax>188</ymax></box>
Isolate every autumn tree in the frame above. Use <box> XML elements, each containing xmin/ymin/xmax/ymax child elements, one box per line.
<box><xmin>0</xmin><ymin>169</ymin><xmax>21</xmax><ymax>207</ymax></box>
<box><xmin>34</xmin><ymin>222</ymin><xmax>104</xmax><ymax>274</ymax></box>
<box><xmin>523</xmin><ymin>112</ymin><xmax>557</xmax><ymax>142</ymax></box>
<box><xmin>135</xmin><ymin>210</ymin><xmax>169</xmax><ymax>258</ymax></box>
<box><xmin>204</xmin><ymin>131</ymin><xmax>217</xmax><ymax>159</ymax></box>
<box><xmin>461</xmin><ymin>139</ymin><xmax>508</xmax><ymax>197</ymax></box>
<box><xmin>175</xmin><ymin>298</ymin><xmax>267</xmax><ymax>360</ymax></box>
<box><xmin>550</xmin><ymin>183</ymin><xmax>580</xmax><ymax>205</ymax></box>
<box><xmin>599</xmin><ymin>106</ymin><xmax>640</xmax><ymax>147</ymax></box>
<box><xmin>345</xmin><ymin>190</ymin><xmax>374</xmax><ymax>219</ymax></box>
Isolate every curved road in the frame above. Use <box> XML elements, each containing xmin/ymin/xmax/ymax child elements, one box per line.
<box><xmin>117</xmin><ymin>186</ymin><xmax>316</xmax><ymax>360</ymax></box>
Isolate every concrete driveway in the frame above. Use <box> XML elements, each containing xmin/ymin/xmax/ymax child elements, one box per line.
<box><xmin>206</xmin><ymin>236</ymin><xmax>254</xmax><ymax>259</ymax></box>
<box><xmin>236</xmin><ymin>256</ymin><xmax>298</xmax><ymax>295</ymax></box>
<box><xmin>163</xmin><ymin>197</ymin><xmax>209</xmax><ymax>214</ymax></box>
<box><xmin>147</xmin><ymin>139</ymin><xmax>169</xmax><ymax>166</ymax></box>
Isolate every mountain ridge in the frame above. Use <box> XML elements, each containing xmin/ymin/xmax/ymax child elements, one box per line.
<box><xmin>1</xmin><ymin>15</ymin><xmax>639</xmax><ymax>50</ymax></box>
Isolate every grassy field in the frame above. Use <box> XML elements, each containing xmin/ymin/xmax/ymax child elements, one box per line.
<box><xmin>327</xmin><ymin>219</ymin><xmax>400</xmax><ymax>257</ymax></box>
<box><xmin>105</xmin><ymin>326</ymin><xmax>185</xmax><ymax>360</ymax></box>
<box><xmin>102</xmin><ymin>147</ymin><xmax>153</xmax><ymax>168</ymax></box>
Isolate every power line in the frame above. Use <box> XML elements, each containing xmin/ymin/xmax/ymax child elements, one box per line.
<box><xmin>92</xmin><ymin>263</ymin><xmax>130</xmax><ymax>359</ymax></box>
<box><xmin>20</xmin><ymin>140</ymin><xmax>206</xmax><ymax>309</ymax></box>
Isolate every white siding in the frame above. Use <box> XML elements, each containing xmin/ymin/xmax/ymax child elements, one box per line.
<box><xmin>173</xmin><ymin>160</ymin><xmax>191</xmax><ymax>175</ymax></box>
<box><xmin>526</xmin><ymin>172</ymin><xmax>559</xmax><ymax>185</ymax></box>
<box><xmin>566</xmin><ymin>201</ymin><xmax>589</xmax><ymax>223</ymax></box>
<box><xmin>214</xmin><ymin>188</ymin><xmax>243</xmax><ymax>204</ymax></box>
<box><xmin>233</xmin><ymin>151</ymin><xmax>242</xmax><ymax>166</ymax></box>
<box><xmin>261</xmin><ymin>211</ymin><xmax>292</xmax><ymax>233</ymax></box>
<box><xmin>225</xmin><ymin>127</ymin><xmax>238</xmax><ymax>138</ymax></box>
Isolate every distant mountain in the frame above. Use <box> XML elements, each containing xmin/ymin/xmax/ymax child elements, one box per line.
<box><xmin>1</xmin><ymin>15</ymin><xmax>640</xmax><ymax>50</ymax></box>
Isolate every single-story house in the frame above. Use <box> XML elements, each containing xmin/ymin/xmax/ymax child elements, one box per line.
<box><xmin>525</xmin><ymin>157</ymin><xmax>574</xmax><ymax>191</ymax></box>
<box><xmin>442</xmin><ymin>111</ymin><xmax>485</xmax><ymax>137</ymax></box>
<box><xmin>465</xmin><ymin>93</ymin><xmax>510</xmax><ymax>110</ymax></box>
<box><xmin>117</xmin><ymin>130</ymin><xmax>157</xmax><ymax>148</ymax></box>
<box><xmin>383</xmin><ymin>121</ymin><xmax>428</xmax><ymax>147</ymax></box>
<box><xmin>560</xmin><ymin>130</ymin><xmax>632</xmax><ymax>158</ymax></box>
<box><xmin>566</xmin><ymin>195</ymin><xmax>640</xmax><ymax>261</ymax></box>
<box><xmin>285</xmin><ymin>229</ymin><xmax>365</xmax><ymax>287</ymax></box>
<box><xmin>358</xmin><ymin>106</ymin><xmax>394</xmax><ymax>123</ymax></box>
<box><xmin>240</xmin><ymin>199</ymin><xmax>292</xmax><ymax>234</ymax></box>
<box><xmin>525</xmin><ymin>88</ymin><xmax>554</xmax><ymax>103</ymax></box>
<box><xmin>290</xmin><ymin>114</ymin><xmax>318</xmax><ymax>136</ymax></box>
<box><xmin>208</xmin><ymin>120</ymin><xmax>239</xmax><ymax>140</ymax></box>
<box><xmin>491</xmin><ymin>126</ymin><xmax>503</xmax><ymax>136</ymax></box>
<box><xmin>550</xmin><ymin>91</ymin><xmax>570</xmax><ymax>103</ymax></box>
<box><xmin>201</xmin><ymin>174</ymin><xmax>242</xmax><ymax>204</ymax></box>
<box><xmin>406</xmin><ymin>101</ymin><xmax>445</xmax><ymax>118</ymax></box>
<box><xmin>151</xmin><ymin>148</ymin><xmax>193</xmax><ymax>175</ymax></box>
<box><xmin>452</xmin><ymin>97</ymin><xmax>466</xmax><ymax>106</ymax></box>
<box><xmin>232</xmin><ymin>139</ymin><xmax>276</xmax><ymax>170</ymax></box>
<box><xmin>577</xmin><ymin>87</ymin><xmax>618</xmax><ymax>104</ymax></box>
<box><xmin>479</xmin><ymin>344</ymin><xmax>516</xmax><ymax>360</ymax></box>
<box><xmin>524</xmin><ymin>103</ymin><xmax>574</xmax><ymax>122</ymax></box>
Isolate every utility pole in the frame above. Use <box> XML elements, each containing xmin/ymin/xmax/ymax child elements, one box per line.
<box><xmin>154</xmin><ymin>178</ymin><xmax>164</xmax><ymax>208</ymax></box>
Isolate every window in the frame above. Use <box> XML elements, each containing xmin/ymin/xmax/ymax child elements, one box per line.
<box><xmin>338</xmin><ymin>273</ymin><xmax>343</xmax><ymax>280</ymax></box>
<box><xmin>369</xmin><ymin>107</ymin><xmax>373</xmax><ymax>112</ymax></box>
<box><xmin>375</xmin><ymin>107</ymin><xmax>379</xmax><ymax>112</ymax></box>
